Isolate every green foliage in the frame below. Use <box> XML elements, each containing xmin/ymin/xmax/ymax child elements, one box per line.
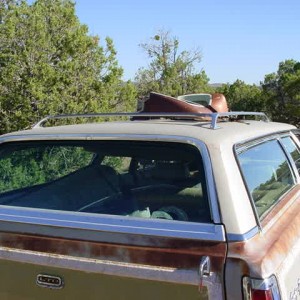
<box><xmin>217</xmin><ymin>80</ymin><xmax>265</xmax><ymax>112</ymax></box>
<box><xmin>0</xmin><ymin>0</ymin><xmax>136</xmax><ymax>134</ymax></box>
<box><xmin>135</xmin><ymin>30</ymin><xmax>212</xmax><ymax>98</ymax></box>
<box><xmin>0</xmin><ymin>1</ymin><xmax>298</xmax><ymax>131</ymax></box>
<box><xmin>0</xmin><ymin>145</ymin><xmax>92</xmax><ymax>193</ymax></box>
<box><xmin>262</xmin><ymin>59</ymin><xmax>300</xmax><ymax>126</ymax></box>
<box><xmin>215</xmin><ymin>61</ymin><xmax>299</xmax><ymax>127</ymax></box>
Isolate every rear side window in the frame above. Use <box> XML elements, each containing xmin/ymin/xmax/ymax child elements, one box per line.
<box><xmin>0</xmin><ymin>141</ymin><xmax>210</xmax><ymax>223</ymax></box>
<box><xmin>281</xmin><ymin>136</ymin><xmax>300</xmax><ymax>175</ymax></box>
<box><xmin>237</xmin><ymin>139</ymin><xmax>295</xmax><ymax>218</ymax></box>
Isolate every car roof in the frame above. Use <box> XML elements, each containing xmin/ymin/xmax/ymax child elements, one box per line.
<box><xmin>1</xmin><ymin>119</ymin><xmax>296</xmax><ymax>147</ymax></box>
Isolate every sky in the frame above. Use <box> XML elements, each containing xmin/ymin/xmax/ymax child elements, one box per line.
<box><xmin>75</xmin><ymin>0</ymin><xmax>300</xmax><ymax>85</ymax></box>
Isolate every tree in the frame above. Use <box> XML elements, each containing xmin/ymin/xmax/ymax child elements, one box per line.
<box><xmin>0</xmin><ymin>0</ymin><xmax>136</xmax><ymax>134</ymax></box>
<box><xmin>217</xmin><ymin>80</ymin><xmax>265</xmax><ymax>112</ymax></box>
<box><xmin>135</xmin><ymin>30</ymin><xmax>211</xmax><ymax>98</ymax></box>
<box><xmin>262</xmin><ymin>59</ymin><xmax>300</xmax><ymax>126</ymax></box>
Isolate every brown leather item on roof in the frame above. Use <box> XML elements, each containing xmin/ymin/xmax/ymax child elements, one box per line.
<box><xmin>209</xmin><ymin>93</ymin><xmax>229</xmax><ymax>113</ymax></box>
<box><xmin>140</xmin><ymin>92</ymin><xmax>228</xmax><ymax>114</ymax></box>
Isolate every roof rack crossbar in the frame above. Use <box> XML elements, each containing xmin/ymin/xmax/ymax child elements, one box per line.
<box><xmin>32</xmin><ymin>112</ymin><xmax>269</xmax><ymax>130</ymax></box>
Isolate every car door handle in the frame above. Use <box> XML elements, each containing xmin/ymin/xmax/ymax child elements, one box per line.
<box><xmin>198</xmin><ymin>256</ymin><xmax>211</xmax><ymax>291</ymax></box>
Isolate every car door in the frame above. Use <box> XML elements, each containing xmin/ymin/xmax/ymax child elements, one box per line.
<box><xmin>0</xmin><ymin>135</ymin><xmax>227</xmax><ymax>300</ymax></box>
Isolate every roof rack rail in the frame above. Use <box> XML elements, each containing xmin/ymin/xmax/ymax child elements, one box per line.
<box><xmin>32</xmin><ymin>111</ymin><xmax>269</xmax><ymax>130</ymax></box>
<box><xmin>211</xmin><ymin>112</ymin><xmax>269</xmax><ymax>129</ymax></box>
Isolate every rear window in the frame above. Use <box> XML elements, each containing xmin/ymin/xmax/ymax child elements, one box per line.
<box><xmin>237</xmin><ymin>139</ymin><xmax>295</xmax><ymax>218</ymax></box>
<box><xmin>0</xmin><ymin>141</ymin><xmax>210</xmax><ymax>223</ymax></box>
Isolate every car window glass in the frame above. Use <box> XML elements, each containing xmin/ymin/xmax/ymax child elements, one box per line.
<box><xmin>0</xmin><ymin>141</ymin><xmax>211</xmax><ymax>223</ymax></box>
<box><xmin>238</xmin><ymin>139</ymin><xmax>295</xmax><ymax>218</ymax></box>
<box><xmin>281</xmin><ymin>136</ymin><xmax>300</xmax><ymax>175</ymax></box>
<box><xmin>0</xmin><ymin>145</ymin><xmax>93</xmax><ymax>194</ymax></box>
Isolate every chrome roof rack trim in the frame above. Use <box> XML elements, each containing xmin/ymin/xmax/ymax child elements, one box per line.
<box><xmin>32</xmin><ymin>112</ymin><xmax>269</xmax><ymax>130</ymax></box>
<box><xmin>210</xmin><ymin>112</ymin><xmax>269</xmax><ymax>130</ymax></box>
<box><xmin>32</xmin><ymin>113</ymin><xmax>213</xmax><ymax>129</ymax></box>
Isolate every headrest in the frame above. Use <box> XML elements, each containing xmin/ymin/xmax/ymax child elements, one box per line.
<box><xmin>150</xmin><ymin>162</ymin><xmax>189</xmax><ymax>181</ymax></box>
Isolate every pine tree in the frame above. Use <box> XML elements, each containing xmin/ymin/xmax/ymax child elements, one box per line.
<box><xmin>0</xmin><ymin>0</ymin><xmax>136</xmax><ymax>134</ymax></box>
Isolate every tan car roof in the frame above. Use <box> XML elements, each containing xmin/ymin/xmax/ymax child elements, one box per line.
<box><xmin>2</xmin><ymin>119</ymin><xmax>295</xmax><ymax>146</ymax></box>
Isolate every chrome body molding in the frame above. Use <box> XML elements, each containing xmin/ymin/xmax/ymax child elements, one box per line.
<box><xmin>289</xmin><ymin>278</ymin><xmax>300</xmax><ymax>300</ymax></box>
<box><xmin>0</xmin><ymin>206</ymin><xmax>226</xmax><ymax>242</ymax></box>
<box><xmin>0</xmin><ymin>246</ymin><xmax>221</xmax><ymax>288</ymax></box>
<box><xmin>226</xmin><ymin>226</ymin><xmax>259</xmax><ymax>242</ymax></box>
<box><xmin>243</xmin><ymin>275</ymin><xmax>281</xmax><ymax>300</ymax></box>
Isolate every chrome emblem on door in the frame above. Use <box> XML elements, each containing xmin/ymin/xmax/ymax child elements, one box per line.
<box><xmin>36</xmin><ymin>274</ymin><xmax>64</xmax><ymax>289</ymax></box>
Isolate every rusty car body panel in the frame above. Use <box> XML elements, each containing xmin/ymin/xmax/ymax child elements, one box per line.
<box><xmin>226</xmin><ymin>185</ymin><xmax>300</xmax><ymax>299</ymax></box>
<box><xmin>0</xmin><ymin>231</ymin><xmax>226</xmax><ymax>299</ymax></box>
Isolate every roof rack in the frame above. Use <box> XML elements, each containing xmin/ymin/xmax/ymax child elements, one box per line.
<box><xmin>32</xmin><ymin>111</ymin><xmax>269</xmax><ymax>130</ymax></box>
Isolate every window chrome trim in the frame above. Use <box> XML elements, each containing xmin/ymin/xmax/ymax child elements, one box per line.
<box><xmin>278</xmin><ymin>136</ymin><xmax>300</xmax><ymax>183</ymax></box>
<box><xmin>291</xmin><ymin>131</ymin><xmax>300</xmax><ymax>150</ymax></box>
<box><xmin>0</xmin><ymin>133</ymin><xmax>223</xmax><ymax>241</ymax></box>
<box><xmin>235</xmin><ymin>130</ymin><xmax>292</xmax><ymax>155</ymax></box>
<box><xmin>227</xmin><ymin>226</ymin><xmax>259</xmax><ymax>242</ymax></box>
<box><xmin>0</xmin><ymin>206</ymin><xmax>225</xmax><ymax>242</ymax></box>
